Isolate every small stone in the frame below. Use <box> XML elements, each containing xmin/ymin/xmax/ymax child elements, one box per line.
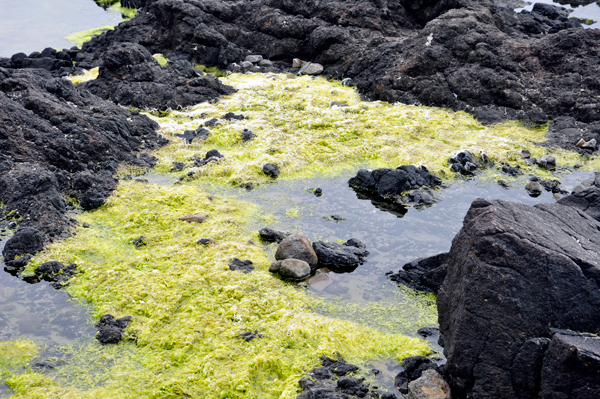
<box><xmin>582</xmin><ymin>138</ymin><xmax>597</xmax><ymax>150</ymax></box>
<box><xmin>258</xmin><ymin>59</ymin><xmax>273</xmax><ymax>67</ymax></box>
<box><xmin>241</xmin><ymin>128</ymin><xmax>256</xmax><ymax>142</ymax></box>
<box><xmin>314</xmin><ymin>188</ymin><xmax>322</xmax><ymax>196</ymax></box>
<box><xmin>406</xmin><ymin>369</ymin><xmax>451</xmax><ymax>399</ymax></box>
<box><xmin>299</xmin><ymin>62</ymin><xmax>324</xmax><ymax>76</ymax></box>
<box><xmin>526</xmin><ymin>181</ymin><xmax>543</xmax><ymax>197</ymax></box>
<box><xmin>330</xmin><ymin>101</ymin><xmax>349</xmax><ymax>108</ymax></box>
<box><xmin>228</xmin><ymin>258</ymin><xmax>254</xmax><ymax>273</ymax></box>
<box><xmin>171</xmin><ymin>161</ymin><xmax>187</xmax><ymax>171</ymax></box>
<box><xmin>292</xmin><ymin>58</ymin><xmax>307</xmax><ymax>68</ymax></box>
<box><xmin>269</xmin><ymin>260</ymin><xmax>283</xmax><ymax>273</ymax></box>
<box><xmin>278</xmin><ymin>259</ymin><xmax>311</xmax><ymax>281</ymax></box>
<box><xmin>498</xmin><ymin>180</ymin><xmax>510</xmax><ymax>189</ymax></box>
<box><xmin>537</xmin><ymin>155</ymin><xmax>556</xmax><ymax>170</ymax></box>
<box><xmin>576</xmin><ymin>138</ymin><xmax>586</xmax><ymax>148</ymax></box>
<box><xmin>197</xmin><ymin>238</ymin><xmax>211</xmax><ymax>245</ymax></box>
<box><xmin>263</xmin><ymin>163</ymin><xmax>280</xmax><ymax>178</ymax></box>
<box><xmin>83</xmin><ymin>222</ymin><xmax>90</xmax><ymax>228</ymax></box>
<box><xmin>259</xmin><ymin>227</ymin><xmax>289</xmax><ymax>243</ymax></box>
<box><xmin>240</xmin><ymin>61</ymin><xmax>253</xmax><ymax>70</ymax></box>
<box><xmin>180</xmin><ymin>213</ymin><xmax>206</xmax><ymax>223</ymax></box>
<box><xmin>520</xmin><ymin>149</ymin><xmax>532</xmax><ymax>159</ymax></box>
<box><xmin>245</xmin><ymin>55</ymin><xmax>263</xmax><ymax>63</ymax></box>
<box><xmin>132</xmin><ymin>236</ymin><xmax>147</xmax><ymax>248</ymax></box>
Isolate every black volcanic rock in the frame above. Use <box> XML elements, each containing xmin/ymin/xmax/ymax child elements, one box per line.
<box><xmin>0</xmin><ymin>67</ymin><xmax>166</xmax><ymax>253</ymax></box>
<box><xmin>72</xmin><ymin>0</ymin><xmax>600</xmax><ymax>144</ymax></box>
<box><xmin>437</xmin><ymin>198</ymin><xmax>600</xmax><ymax>399</ymax></box>
<box><xmin>80</xmin><ymin>42</ymin><xmax>236</xmax><ymax>111</ymax></box>
<box><xmin>389</xmin><ymin>252</ymin><xmax>448</xmax><ymax>293</ymax></box>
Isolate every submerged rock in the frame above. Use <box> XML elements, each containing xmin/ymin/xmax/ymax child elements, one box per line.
<box><xmin>437</xmin><ymin>198</ymin><xmax>600</xmax><ymax>399</ymax></box>
<box><xmin>258</xmin><ymin>227</ymin><xmax>289</xmax><ymax>243</ymax></box>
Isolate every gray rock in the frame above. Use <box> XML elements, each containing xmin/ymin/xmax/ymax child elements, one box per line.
<box><xmin>258</xmin><ymin>59</ymin><xmax>273</xmax><ymax>67</ymax></box>
<box><xmin>275</xmin><ymin>233</ymin><xmax>318</xmax><ymax>269</ymax></box>
<box><xmin>240</xmin><ymin>60</ymin><xmax>253</xmax><ymax>70</ymax></box>
<box><xmin>292</xmin><ymin>58</ymin><xmax>306</xmax><ymax>68</ymax></box>
<box><xmin>558</xmin><ymin>185</ymin><xmax>600</xmax><ymax>222</ymax></box>
<box><xmin>525</xmin><ymin>181</ymin><xmax>543</xmax><ymax>197</ymax></box>
<box><xmin>537</xmin><ymin>155</ymin><xmax>556</xmax><ymax>170</ymax></box>
<box><xmin>407</xmin><ymin>369</ymin><xmax>451</xmax><ymax>399</ymax></box>
<box><xmin>245</xmin><ymin>55</ymin><xmax>263</xmax><ymax>63</ymax></box>
<box><xmin>299</xmin><ymin>62</ymin><xmax>324</xmax><ymax>75</ymax></box>
<box><xmin>312</xmin><ymin>240</ymin><xmax>369</xmax><ymax>269</ymax></box>
<box><xmin>241</xmin><ymin>128</ymin><xmax>256</xmax><ymax>142</ymax></box>
<box><xmin>268</xmin><ymin>260</ymin><xmax>283</xmax><ymax>273</ymax></box>
<box><xmin>389</xmin><ymin>252</ymin><xmax>449</xmax><ymax>293</ymax></box>
<box><xmin>582</xmin><ymin>138</ymin><xmax>597</xmax><ymax>150</ymax></box>
<box><xmin>278</xmin><ymin>259</ymin><xmax>311</xmax><ymax>280</ymax></box>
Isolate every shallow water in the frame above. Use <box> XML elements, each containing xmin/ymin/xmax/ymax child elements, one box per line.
<box><xmin>516</xmin><ymin>0</ymin><xmax>600</xmax><ymax>28</ymax></box>
<box><xmin>0</xmin><ymin>241</ymin><xmax>96</xmax><ymax>396</ymax></box>
<box><xmin>0</xmin><ymin>0</ymin><xmax>124</xmax><ymax>57</ymax></box>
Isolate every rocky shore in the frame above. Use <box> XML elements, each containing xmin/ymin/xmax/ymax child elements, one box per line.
<box><xmin>1</xmin><ymin>0</ymin><xmax>600</xmax><ymax>398</ymax></box>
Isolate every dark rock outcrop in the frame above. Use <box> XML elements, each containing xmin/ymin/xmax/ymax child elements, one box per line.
<box><xmin>95</xmin><ymin>314</ymin><xmax>132</xmax><ymax>345</ymax></box>
<box><xmin>558</xmin><ymin>185</ymin><xmax>600</xmax><ymax>222</ymax></box>
<box><xmin>0</xmin><ymin>67</ymin><xmax>165</xmax><ymax>251</ymax></box>
<box><xmin>2</xmin><ymin>228</ymin><xmax>45</xmax><ymax>267</ymax></box>
<box><xmin>312</xmin><ymin>239</ymin><xmax>369</xmax><ymax>270</ymax></box>
<box><xmin>388</xmin><ymin>252</ymin><xmax>448</xmax><ymax>293</ymax></box>
<box><xmin>74</xmin><ymin>0</ymin><xmax>600</xmax><ymax>141</ymax></box>
<box><xmin>437</xmin><ymin>198</ymin><xmax>600</xmax><ymax>399</ymax></box>
<box><xmin>81</xmin><ymin>42</ymin><xmax>236</xmax><ymax>110</ymax></box>
<box><xmin>349</xmin><ymin>165</ymin><xmax>442</xmax><ymax>208</ymax></box>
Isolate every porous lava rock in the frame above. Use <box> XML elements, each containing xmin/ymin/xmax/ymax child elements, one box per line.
<box><xmin>0</xmin><ymin>66</ymin><xmax>166</xmax><ymax>259</ymax></box>
<box><xmin>437</xmin><ymin>198</ymin><xmax>600</xmax><ymax>399</ymax></box>
<box><xmin>74</xmin><ymin>0</ymin><xmax>600</xmax><ymax>146</ymax></box>
<box><xmin>349</xmin><ymin>165</ymin><xmax>442</xmax><ymax>207</ymax></box>
<box><xmin>80</xmin><ymin>42</ymin><xmax>236</xmax><ymax>110</ymax></box>
<box><xmin>388</xmin><ymin>252</ymin><xmax>448</xmax><ymax>293</ymax></box>
<box><xmin>95</xmin><ymin>314</ymin><xmax>132</xmax><ymax>345</ymax></box>
<box><xmin>258</xmin><ymin>227</ymin><xmax>289</xmax><ymax>243</ymax></box>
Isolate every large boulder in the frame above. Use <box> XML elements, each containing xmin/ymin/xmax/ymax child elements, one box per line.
<box><xmin>438</xmin><ymin>198</ymin><xmax>600</xmax><ymax>399</ymax></box>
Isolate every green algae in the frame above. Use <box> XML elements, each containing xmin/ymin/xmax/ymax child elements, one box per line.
<box><xmin>17</xmin><ymin>72</ymin><xmax>598</xmax><ymax>398</ymax></box>
<box><xmin>148</xmin><ymin>73</ymin><xmax>597</xmax><ymax>188</ymax></box>
<box><xmin>0</xmin><ymin>340</ymin><xmax>39</xmax><ymax>386</ymax></box>
<box><xmin>68</xmin><ymin>67</ymin><xmax>99</xmax><ymax>85</ymax></box>
<box><xmin>66</xmin><ymin>26</ymin><xmax>114</xmax><ymax>47</ymax></box>
<box><xmin>153</xmin><ymin>54</ymin><xmax>169</xmax><ymax>67</ymax></box>
<box><xmin>108</xmin><ymin>3</ymin><xmax>138</xmax><ymax>20</ymax></box>
<box><xmin>24</xmin><ymin>181</ymin><xmax>432</xmax><ymax>398</ymax></box>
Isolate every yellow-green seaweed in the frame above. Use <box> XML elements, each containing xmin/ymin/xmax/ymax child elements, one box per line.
<box><xmin>66</xmin><ymin>26</ymin><xmax>115</xmax><ymax>48</ymax></box>
<box><xmin>17</xmin><ymin>72</ymin><xmax>598</xmax><ymax>398</ymax></box>
<box><xmin>68</xmin><ymin>67</ymin><xmax>99</xmax><ymax>85</ymax></box>
<box><xmin>148</xmin><ymin>73</ymin><xmax>598</xmax><ymax>187</ymax></box>
<box><xmin>0</xmin><ymin>340</ymin><xmax>40</xmax><ymax>386</ymax></box>
<box><xmin>153</xmin><ymin>54</ymin><xmax>169</xmax><ymax>67</ymax></box>
<box><xmin>23</xmin><ymin>181</ymin><xmax>432</xmax><ymax>398</ymax></box>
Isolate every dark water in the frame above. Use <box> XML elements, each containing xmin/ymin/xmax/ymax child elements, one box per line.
<box><xmin>0</xmin><ymin>0</ymin><xmax>124</xmax><ymax>57</ymax></box>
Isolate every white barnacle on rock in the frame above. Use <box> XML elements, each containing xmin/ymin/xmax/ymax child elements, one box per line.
<box><xmin>426</xmin><ymin>33</ymin><xmax>433</xmax><ymax>46</ymax></box>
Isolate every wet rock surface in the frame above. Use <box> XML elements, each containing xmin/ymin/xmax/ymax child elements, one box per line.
<box><xmin>74</xmin><ymin>0</ymin><xmax>600</xmax><ymax>141</ymax></box>
<box><xmin>80</xmin><ymin>42</ymin><xmax>236</xmax><ymax>110</ymax></box>
<box><xmin>349</xmin><ymin>165</ymin><xmax>442</xmax><ymax>208</ymax></box>
<box><xmin>388</xmin><ymin>252</ymin><xmax>448</xmax><ymax>293</ymax></box>
<box><xmin>275</xmin><ymin>233</ymin><xmax>319</xmax><ymax>270</ymax></box>
<box><xmin>0</xmin><ymin>66</ymin><xmax>166</xmax><ymax>258</ymax></box>
<box><xmin>437</xmin><ymin>198</ymin><xmax>600</xmax><ymax>399</ymax></box>
<box><xmin>297</xmin><ymin>354</ymin><xmax>395</xmax><ymax>399</ymax></box>
<box><xmin>312</xmin><ymin>239</ymin><xmax>369</xmax><ymax>270</ymax></box>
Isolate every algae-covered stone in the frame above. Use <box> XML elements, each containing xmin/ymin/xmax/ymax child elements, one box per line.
<box><xmin>275</xmin><ymin>234</ymin><xmax>318</xmax><ymax>269</ymax></box>
<box><xmin>180</xmin><ymin>213</ymin><xmax>206</xmax><ymax>223</ymax></box>
<box><xmin>278</xmin><ymin>259</ymin><xmax>311</xmax><ymax>281</ymax></box>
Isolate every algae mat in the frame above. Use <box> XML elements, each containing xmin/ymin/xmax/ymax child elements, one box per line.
<box><xmin>4</xmin><ymin>72</ymin><xmax>597</xmax><ymax>398</ymax></box>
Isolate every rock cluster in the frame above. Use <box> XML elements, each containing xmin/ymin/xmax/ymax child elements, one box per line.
<box><xmin>349</xmin><ymin>165</ymin><xmax>442</xmax><ymax>208</ymax></box>
<box><xmin>269</xmin><ymin>233</ymin><xmax>369</xmax><ymax>280</ymax></box>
